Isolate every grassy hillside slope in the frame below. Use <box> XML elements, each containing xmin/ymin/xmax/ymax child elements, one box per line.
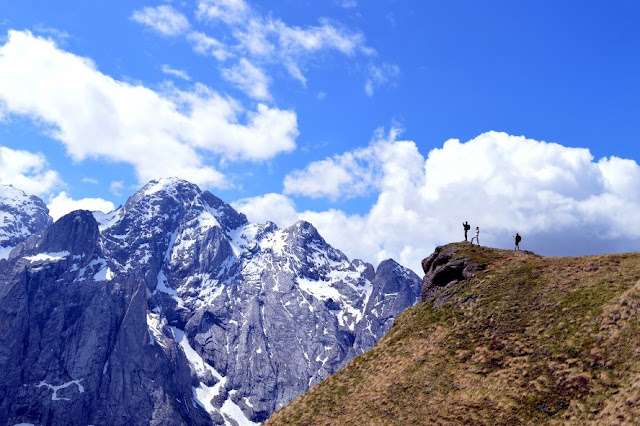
<box><xmin>267</xmin><ymin>243</ymin><xmax>640</xmax><ymax>425</ymax></box>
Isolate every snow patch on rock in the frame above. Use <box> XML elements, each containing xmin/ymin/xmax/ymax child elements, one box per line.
<box><xmin>24</xmin><ymin>251</ymin><xmax>70</xmax><ymax>262</ymax></box>
<box><xmin>36</xmin><ymin>379</ymin><xmax>84</xmax><ymax>401</ymax></box>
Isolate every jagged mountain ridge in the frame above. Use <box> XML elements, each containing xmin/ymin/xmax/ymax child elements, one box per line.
<box><xmin>0</xmin><ymin>178</ymin><xmax>421</xmax><ymax>425</ymax></box>
<box><xmin>267</xmin><ymin>243</ymin><xmax>640</xmax><ymax>425</ymax></box>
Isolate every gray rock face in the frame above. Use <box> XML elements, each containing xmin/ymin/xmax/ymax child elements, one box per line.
<box><xmin>0</xmin><ymin>178</ymin><xmax>422</xmax><ymax>425</ymax></box>
<box><xmin>0</xmin><ymin>184</ymin><xmax>52</xmax><ymax>259</ymax></box>
<box><xmin>420</xmin><ymin>244</ymin><xmax>486</xmax><ymax>305</ymax></box>
<box><xmin>0</xmin><ymin>210</ymin><xmax>210</xmax><ymax>426</ymax></box>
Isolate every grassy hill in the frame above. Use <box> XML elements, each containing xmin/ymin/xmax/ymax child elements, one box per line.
<box><xmin>266</xmin><ymin>243</ymin><xmax>640</xmax><ymax>425</ymax></box>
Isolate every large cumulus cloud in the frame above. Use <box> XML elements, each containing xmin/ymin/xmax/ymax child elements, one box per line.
<box><xmin>235</xmin><ymin>130</ymin><xmax>640</xmax><ymax>273</ymax></box>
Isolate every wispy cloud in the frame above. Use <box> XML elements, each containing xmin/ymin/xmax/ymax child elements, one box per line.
<box><xmin>131</xmin><ymin>5</ymin><xmax>190</xmax><ymax>36</ymax></box>
<box><xmin>226</xmin><ymin>14</ymin><xmax>375</xmax><ymax>89</ymax></box>
<box><xmin>272</xmin><ymin>18</ymin><xmax>370</xmax><ymax>56</ymax></box>
<box><xmin>386</xmin><ymin>13</ymin><xmax>397</xmax><ymax>28</ymax></box>
<box><xmin>132</xmin><ymin>0</ymin><xmax>377</xmax><ymax>94</ymax></box>
<box><xmin>365</xmin><ymin>63</ymin><xmax>400</xmax><ymax>96</ymax></box>
<box><xmin>33</xmin><ymin>24</ymin><xmax>70</xmax><ymax>41</ymax></box>
<box><xmin>161</xmin><ymin>64</ymin><xmax>191</xmax><ymax>81</ymax></box>
<box><xmin>335</xmin><ymin>0</ymin><xmax>358</xmax><ymax>9</ymax></box>
<box><xmin>187</xmin><ymin>31</ymin><xmax>231</xmax><ymax>60</ymax></box>
<box><xmin>81</xmin><ymin>177</ymin><xmax>99</xmax><ymax>184</ymax></box>
<box><xmin>196</xmin><ymin>0</ymin><xmax>250</xmax><ymax>24</ymax></box>
<box><xmin>221</xmin><ymin>58</ymin><xmax>270</xmax><ymax>100</ymax></box>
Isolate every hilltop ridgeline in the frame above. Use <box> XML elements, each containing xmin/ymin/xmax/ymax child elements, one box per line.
<box><xmin>267</xmin><ymin>243</ymin><xmax>640</xmax><ymax>425</ymax></box>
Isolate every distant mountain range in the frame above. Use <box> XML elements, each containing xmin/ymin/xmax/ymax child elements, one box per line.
<box><xmin>0</xmin><ymin>178</ymin><xmax>421</xmax><ymax>425</ymax></box>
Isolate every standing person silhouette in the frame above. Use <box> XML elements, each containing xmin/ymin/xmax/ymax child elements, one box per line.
<box><xmin>470</xmin><ymin>226</ymin><xmax>480</xmax><ymax>245</ymax></box>
<box><xmin>462</xmin><ymin>221</ymin><xmax>471</xmax><ymax>241</ymax></box>
<box><xmin>514</xmin><ymin>233</ymin><xmax>521</xmax><ymax>250</ymax></box>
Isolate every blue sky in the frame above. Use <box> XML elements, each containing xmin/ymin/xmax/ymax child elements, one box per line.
<box><xmin>0</xmin><ymin>0</ymin><xmax>639</xmax><ymax>272</ymax></box>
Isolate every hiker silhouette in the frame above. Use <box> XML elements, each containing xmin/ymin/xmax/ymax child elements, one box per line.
<box><xmin>463</xmin><ymin>221</ymin><xmax>470</xmax><ymax>241</ymax></box>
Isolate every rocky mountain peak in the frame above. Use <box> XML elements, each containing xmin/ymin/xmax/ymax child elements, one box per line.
<box><xmin>0</xmin><ymin>184</ymin><xmax>52</xmax><ymax>259</ymax></box>
<box><xmin>292</xmin><ymin>219</ymin><xmax>318</xmax><ymax>233</ymax></box>
<box><xmin>117</xmin><ymin>177</ymin><xmax>246</xmax><ymax>234</ymax></box>
<box><xmin>285</xmin><ymin>220</ymin><xmax>327</xmax><ymax>247</ymax></box>
<box><xmin>40</xmin><ymin>210</ymin><xmax>99</xmax><ymax>256</ymax></box>
<box><xmin>124</xmin><ymin>177</ymin><xmax>196</xmax><ymax>206</ymax></box>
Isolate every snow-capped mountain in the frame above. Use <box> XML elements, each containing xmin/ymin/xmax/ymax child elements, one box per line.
<box><xmin>0</xmin><ymin>178</ymin><xmax>421</xmax><ymax>425</ymax></box>
<box><xmin>0</xmin><ymin>184</ymin><xmax>52</xmax><ymax>259</ymax></box>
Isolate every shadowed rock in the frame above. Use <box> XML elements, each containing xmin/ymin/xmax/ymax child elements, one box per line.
<box><xmin>421</xmin><ymin>244</ymin><xmax>485</xmax><ymax>305</ymax></box>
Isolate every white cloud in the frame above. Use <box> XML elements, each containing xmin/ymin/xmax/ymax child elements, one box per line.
<box><xmin>284</xmin><ymin>152</ymin><xmax>371</xmax><ymax>200</ymax></box>
<box><xmin>81</xmin><ymin>177</ymin><xmax>99</xmax><ymax>184</ymax></box>
<box><xmin>274</xmin><ymin>18</ymin><xmax>369</xmax><ymax>56</ymax></box>
<box><xmin>131</xmin><ymin>5</ymin><xmax>190</xmax><ymax>36</ymax></box>
<box><xmin>283</xmin><ymin>127</ymin><xmax>412</xmax><ymax>199</ymax></box>
<box><xmin>238</xmin><ymin>131</ymin><xmax>640</xmax><ymax>274</ymax></box>
<box><xmin>365</xmin><ymin>63</ymin><xmax>400</xmax><ymax>96</ymax></box>
<box><xmin>196</xmin><ymin>0</ymin><xmax>249</xmax><ymax>24</ymax></box>
<box><xmin>234</xmin><ymin>19</ymin><xmax>276</xmax><ymax>57</ymax></box>
<box><xmin>167</xmin><ymin>83</ymin><xmax>297</xmax><ymax>160</ymax></box>
<box><xmin>161</xmin><ymin>64</ymin><xmax>191</xmax><ymax>81</ymax></box>
<box><xmin>282</xmin><ymin>60</ymin><xmax>307</xmax><ymax>86</ymax></box>
<box><xmin>221</xmin><ymin>58</ymin><xmax>270</xmax><ymax>100</ymax></box>
<box><xmin>231</xmin><ymin>193</ymin><xmax>299</xmax><ymax>228</ymax></box>
<box><xmin>47</xmin><ymin>192</ymin><xmax>115</xmax><ymax>221</ymax></box>
<box><xmin>187</xmin><ymin>31</ymin><xmax>231</xmax><ymax>60</ymax></box>
<box><xmin>0</xmin><ymin>146</ymin><xmax>62</xmax><ymax>197</ymax></box>
<box><xmin>597</xmin><ymin>156</ymin><xmax>640</xmax><ymax>201</ymax></box>
<box><xmin>0</xmin><ymin>30</ymin><xmax>298</xmax><ymax>187</ymax></box>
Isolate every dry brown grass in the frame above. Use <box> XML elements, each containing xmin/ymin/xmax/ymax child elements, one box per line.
<box><xmin>266</xmin><ymin>244</ymin><xmax>640</xmax><ymax>425</ymax></box>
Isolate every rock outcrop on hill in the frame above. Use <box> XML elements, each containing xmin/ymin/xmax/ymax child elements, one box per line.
<box><xmin>420</xmin><ymin>243</ymin><xmax>486</xmax><ymax>303</ymax></box>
